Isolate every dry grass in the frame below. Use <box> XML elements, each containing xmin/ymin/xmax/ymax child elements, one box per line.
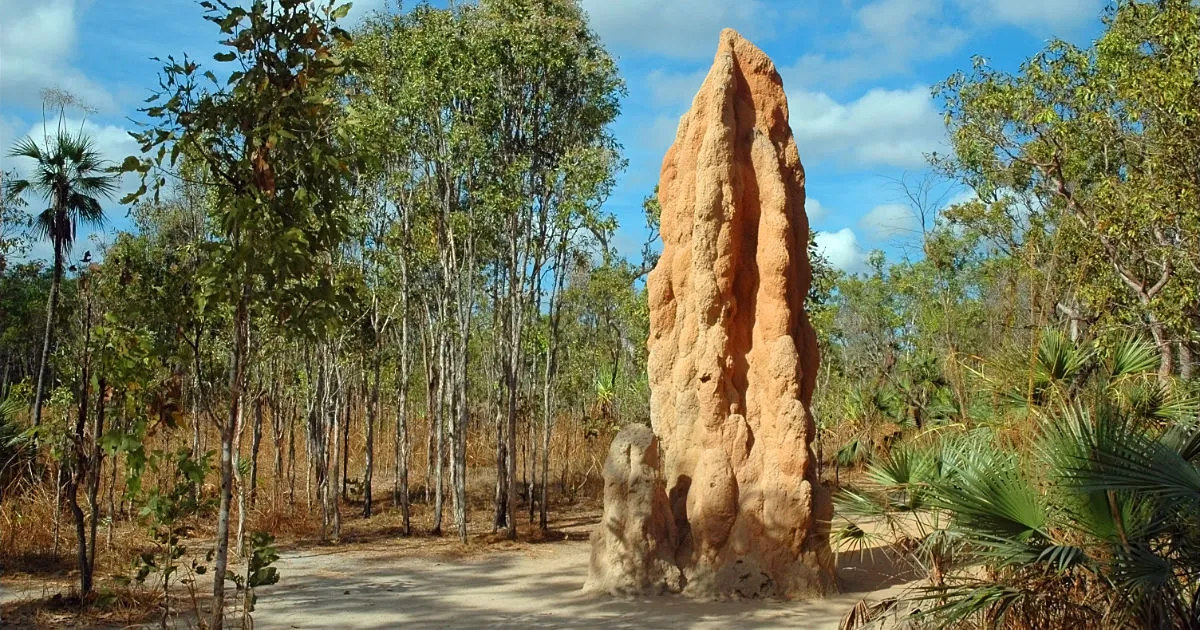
<box><xmin>1</xmin><ymin>586</ymin><xmax>165</xmax><ymax>629</ymax></box>
<box><xmin>1</xmin><ymin>408</ymin><xmax>612</xmax><ymax>627</ymax></box>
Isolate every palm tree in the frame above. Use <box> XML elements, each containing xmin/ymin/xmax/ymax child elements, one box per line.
<box><xmin>836</xmin><ymin>333</ymin><xmax>1200</xmax><ymax>629</ymax></box>
<box><xmin>5</xmin><ymin>127</ymin><xmax>118</xmax><ymax>434</ymax></box>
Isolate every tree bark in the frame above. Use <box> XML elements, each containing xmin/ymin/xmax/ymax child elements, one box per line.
<box><xmin>1179</xmin><ymin>342</ymin><xmax>1194</xmax><ymax>381</ymax></box>
<box><xmin>211</xmin><ymin>286</ymin><xmax>249</xmax><ymax>630</ymax></box>
<box><xmin>395</xmin><ymin>310</ymin><xmax>411</xmax><ymax>534</ymax></box>
<box><xmin>432</xmin><ymin>332</ymin><xmax>446</xmax><ymax>536</ymax></box>
<box><xmin>86</xmin><ymin>377</ymin><xmax>106</xmax><ymax>581</ymax></box>
<box><xmin>249</xmin><ymin>391</ymin><xmax>263</xmax><ymax>508</ymax></box>
<box><xmin>31</xmin><ymin>239</ymin><xmax>63</xmax><ymax>437</ymax></box>
<box><xmin>364</xmin><ymin>338</ymin><xmax>380</xmax><ymax>518</ymax></box>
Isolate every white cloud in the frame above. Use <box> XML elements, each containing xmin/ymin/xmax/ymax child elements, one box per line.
<box><xmin>815</xmin><ymin>228</ymin><xmax>867</xmax><ymax>274</ymax></box>
<box><xmin>805</xmin><ymin>197</ymin><xmax>828</xmax><ymax>223</ymax></box>
<box><xmin>943</xmin><ymin>188</ymin><xmax>978</xmax><ymax>210</ymax></box>
<box><xmin>643</xmin><ymin>114</ymin><xmax>683</xmax><ymax>156</ymax></box>
<box><xmin>0</xmin><ymin>0</ymin><xmax>116</xmax><ymax>112</ymax></box>
<box><xmin>782</xmin><ymin>0</ymin><xmax>968</xmax><ymax>90</ymax></box>
<box><xmin>646</xmin><ymin>68</ymin><xmax>709</xmax><ymax>108</ymax></box>
<box><xmin>788</xmin><ymin>85</ymin><xmax>946</xmax><ymax>169</ymax></box>
<box><xmin>955</xmin><ymin>0</ymin><xmax>1104</xmax><ymax>32</ymax></box>
<box><xmin>781</xmin><ymin>0</ymin><xmax>1102</xmax><ymax>92</ymax></box>
<box><xmin>860</xmin><ymin>203</ymin><xmax>919</xmax><ymax>241</ymax></box>
<box><xmin>579</xmin><ymin>0</ymin><xmax>773</xmax><ymax>59</ymax></box>
<box><xmin>5</xmin><ymin>118</ymin><xmax>140</xmax><ymax>263</ymax></box>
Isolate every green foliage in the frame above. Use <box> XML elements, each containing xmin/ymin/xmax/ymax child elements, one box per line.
<box><xmin>130</xmin><ymin>0</ymin><xmax>358</xmax><ymax>333</ymax></box>
<box><xmin>125</xmin><ymin>448</ymin><xmax>214</xmax><ymax>624</ymax></box>
<box><xmin>229</xmin><ymin>531</ymin><xmax>280</xmax><ymax>617</ymax></box>
<box><xmin>935</xmin><ymin>0</ymin><xmax>1200</xmax><ymax>370</ymax></box>
<box><xmin>840</xmin><ymin>329</ymin><xmax>1200</xmax><ymax>629</ymax></box>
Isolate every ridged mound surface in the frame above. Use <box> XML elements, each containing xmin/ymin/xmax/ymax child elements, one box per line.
<box><xmin>586</xmin><ymin>29</ymin><xmax>835</xmax><ymax>599</ymax></box>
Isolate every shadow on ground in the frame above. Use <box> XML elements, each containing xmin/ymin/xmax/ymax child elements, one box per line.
<box><xmin>251</xmin><ymin>539</ymin><xmax>915</xmax><ymax>630</ymax></box>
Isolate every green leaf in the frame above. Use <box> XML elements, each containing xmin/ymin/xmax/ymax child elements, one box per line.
<box><xmin>330</xmin><ymin>3</ymin><xmax>352</xmax><ymax>21</ymax></box>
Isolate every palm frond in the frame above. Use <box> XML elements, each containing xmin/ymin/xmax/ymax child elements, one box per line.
<box><xmin>6</xmin><ymin>135</ymin><xmax>45</xmax><ymax>162</ymax></box>
<box><xmin>1036</xmin><ymin>329</ymin><xmax>1091</xmax><ymax>385</ymax></box>
<box><xmin>1106</xmin><ymin>334</ymin><xmax>1161</xmax><ymax>381</ymax></box>
<box><xmin>1078</xmin><ymin>414</ymin><xmax>1200</xmax><ymax>502</ymax></box>
<box><xmin>931</xmin><ymin>448</ymin><xmax>1049</xmax><ymax>563</ymax></box>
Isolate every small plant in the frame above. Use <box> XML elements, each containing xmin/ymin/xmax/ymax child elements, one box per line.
<box><xmin>123</xmin><ymin>447</ymin><xmax>212</xmax><ymax>628</ymax></box>
<box><xmin>839</xmin><ymin>334</ymin><xmax>1200</xmax><ymax>629</ymax></box>
<box><xmin>226</xmin><ymin>531</ymin><xmax>281</xmax><ymax>629</ymax></box>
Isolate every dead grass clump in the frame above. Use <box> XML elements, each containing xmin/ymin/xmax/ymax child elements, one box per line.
<box><xmin>0</xmin><ymin>584</ymin><xmax>164</xmax><ymax>629</ymax></box>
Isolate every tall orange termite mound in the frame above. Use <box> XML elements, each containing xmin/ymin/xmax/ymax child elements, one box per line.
<box><xmin>584</xmin><ymin>28</ymin><xmax>835</xmax><ymax>599</ymax></box>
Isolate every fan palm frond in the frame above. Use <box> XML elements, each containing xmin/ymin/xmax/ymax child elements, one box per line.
<box><xmin>1036</xmin><ymin>329</ymin><xmax>1092</xmax><ymax>386</ymax></box>
<box><xmin>6</xmin><ymin>128</ymin><xmax>118</xmax><ymax>253</ymax></box>
<box><xmin>1106</xmin><ymin>335</ymin><xmax>1161</xmax><ymax>381</ymax></box>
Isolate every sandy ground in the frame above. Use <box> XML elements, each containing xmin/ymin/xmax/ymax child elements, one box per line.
<box><xmin>0</xmin><ymin>516</ymin><xmax>916</xmax><ymax>629</ymax></box>
<box><xmin>251</xmin><ymin>525</ymin><xmax>916</xmax><ymax>630</ymax></box>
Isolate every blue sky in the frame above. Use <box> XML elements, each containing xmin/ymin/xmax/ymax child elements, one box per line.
<box><xmin>0</xmin><ymin>0</ymin><xmax>1109</xmax><ymax>271</ymax></box>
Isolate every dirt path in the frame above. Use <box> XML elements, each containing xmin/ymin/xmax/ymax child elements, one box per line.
<box><xmin>252</xmin><ymin>537</ymin><xmax>914</xmax><ymax>629</ymax></box>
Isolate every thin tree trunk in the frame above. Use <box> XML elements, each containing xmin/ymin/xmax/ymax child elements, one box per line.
<box><xmin>364</xmin><ymin>338</ymin><xmax>380</xmax><ymax>518</ymax></box>
<box><xmin>191</xmin><ymin>373</ymin><xmax>202</xmax><ymax>460</ymax></box>
<box><xmin>341</xmin><ymin>380</ymin><xmax>351</xmax><ymax>501</ymax></box>
<box><xmin>1179</xmin><ymin>342</ymin><xmax>1194</xmax><ymax>381</ymax></box>
<box><xmin>432</xmin><ymin>333</ymin><xmax>446</xmax><ymax>536</ymax></box>
<box><xmin>288</xmin><ymin>397</ymin><xmax>297</xmax><ymax>510</ymax></box>
<box><xmin>68</xmin><ymin>269</ymin><xmax>93</xmax><ymax>595</ymax></box>
<box><xmin>491</xmin><ymin>285</ymin><xmax>508</xmax><ymax>532</ymax></box>
<box><xmin>395</xmin><ymin>311</ymin><xmax>411</xmax><ymax>534</ymax></box>
<box><xmin>248</xmin><ymin>391</ymin><xmax>263</xmax><ymax>508</ymax></box>
<box><xmin>493</xmin><ymin>397</ymin><xmax>507</xmax><ymax>531</ymax></box>
<box><xmin>211</xmin><ymin>286</ymin><xmax>249</xmax><ymax>630</ymax></box>
<box><xmin>30</xmin><ymin>240</ymin><xmax>63</xmax><ymax>437</ymax></box>
<box><xmin>86</xmin><ymin>377</ymin><xmax>106</xmax><ymax>579</ymax></box>
<box><xmin>330</xmin><ymin>368</ymin><xmax>343</xmax><ymax>541</ymax></box>
<box><xmin>234</xmin><ymin>398</ymin><xmax>247</xmax><ymax>557</ymax></box>
<box><xmin>271</xmin><ymin>389</ymin><xmax>285</xmax><ymax>510</ymax></box>
<box><xmin>423</xmin><ymin>329</ymin><xmax>436</xmax><ymax>506</ymax></box>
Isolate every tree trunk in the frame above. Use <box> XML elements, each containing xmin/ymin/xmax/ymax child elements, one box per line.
<box><xmin>493</xmin><ymin>399</ymin><xmax>507</xmax><ymax>531</ymax></box>
<box><xmin>395</xmin><ymin>312</ymin><xmax>411</xmax><ymax>534</ymax></box>
<box><xmin>249</xmin><ymin>392</ymin><xmax>263</xmax><ymax>508</ymax></box>
<box><xmin>67</xmin><ymin>370</ymin><xmax>91</xmax><ymax>595</ymax></box>
<box><xmin>271</xmin><ymin>390</ymin><xmax>285</xmax><ymax>510</ymax></box>
<box><xmin>234</xmin><ymin>399</ymin><xmax>247</xmax><ymax>557</ymax></box>
<box><xmin>491</xmin><ymin>286</ymin><xmax>508</xmax><ymax>532</ymax></box>
<box><xmin>211</xmin><ymin>287</ymin><xmax>249</xmax><ymax>630</ymax></box>
<box><xmin>287</xmin><ymin>397</ymin><xmax>297</xmax><ymax>510</ymax></box>
<box><xmin>452</xmin><ymin>311</ymin><xmax>470</xmax><ymax>543</ymax></box>
<box><xmin>31</xmin><ymin>239</ymin><xmax>64</xmax><ymax>436</ymax></box>
<box><xmin>341</xmin><ymin>381</ymin><xmax>351</xmax><ymax>501</ymax></box>
<box><xmin>329</xmin><ymin>366</ymin><xmax>343</xmax><ymax>541</ymax></box>
<box><xmin>364</xmin><ymin>339</ymin><xmax>380</xmax><ymax>518</ymax></box>
<box><xmin>423</xmin><ymin>330</ymin><xmax>437</xmax><ymax>506</ymax></box>
<box><xmin>87</xmin><ymin>377</ymin><xmax>106</xmax><ymax>580</ymax></box>
<box><xmin>1179</xmin><ymin>342</ymin><xmax>1194</xmax><ymax>381</ymax></box>
<box><xmin>68</xmin><ymin>269</ymin><xmax>93</xmax><ymax>596</ymax></box>
<box><xmin>432</xmin><ymin>333</ymin><xmax>446</xmax><ymax>536</ymax></box>
<box><xmin>1148</xmin><ymin>315</ymin><xmax>1174</xmax><ymax>381</ymax></box>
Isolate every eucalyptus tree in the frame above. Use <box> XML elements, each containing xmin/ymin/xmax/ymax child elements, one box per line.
<box><xmin>128</xmin><ymin>1</ymin><xmax>357</xmax><ymax>625</ymax></box>
<box><xmin>342</xmin><ymin>14</ymin><xmax>425</xmax><ymax>524</ymax></box>
<box><xmin>359</xmin><ymin>3</ymin><xmax>493</xmax><ymax>541</ymax></box>
<box><xmin>470</xmin><ymin>0</ymin><xmax>624</xmax><ymax>536</ymax></box>
<box><xmin>6</xmin><ymin>118</ymin><xmax>119</xmax><ymax>434</ymax></box>
<box><xmin>0</xmin><ymin>169</ymin><xmax>31</xmax><ymax>271</ymax></box>
<box><xmin>937</xmin><ymin>0</ymin><xmax>1200</xmax><ymax>378</ymax></box>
